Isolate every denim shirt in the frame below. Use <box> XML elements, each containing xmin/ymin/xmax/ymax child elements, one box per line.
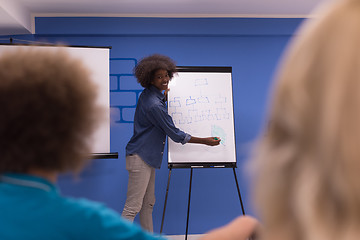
<box><xmin>126</xmin><ymin>85</ymin><xmax>191</xmax><ymax>168</ymax></box>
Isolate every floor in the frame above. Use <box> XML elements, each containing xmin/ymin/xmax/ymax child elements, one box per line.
<box><xmin>166</xmin><ymin>234</ymin><xmax>204</xmax><ymax>240</ymax></box>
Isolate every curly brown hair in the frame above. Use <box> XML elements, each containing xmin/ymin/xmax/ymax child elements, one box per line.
<box><xmin>0</xmin><ymin>48</ymin><xmax>101</xmax><ymax>174</ymax></box>
<box><xmin>134</xmin><ymin>54</ymin><xmax>177</xmax><ymax>88</ymax></box>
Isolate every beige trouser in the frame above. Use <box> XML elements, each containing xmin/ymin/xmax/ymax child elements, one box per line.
<box><xmin>122</xmin><ymin>154</ymin><xmax>156</xmax><ymax>232</ymax></box>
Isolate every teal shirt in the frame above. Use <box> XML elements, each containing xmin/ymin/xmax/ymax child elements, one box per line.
<box><xmin>0</xmin><ymin>173</ymin><xmax>167</xmax><ymax>240</ymax></box>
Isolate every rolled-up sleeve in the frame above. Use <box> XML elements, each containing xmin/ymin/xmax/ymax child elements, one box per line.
<box><xmin>147</xmin><ymin>105</ymin><xmax>190</xmax><ymax>144</ymax></box>
<box><xmin>182</xmin><ymin>134</ymin><xmax>191</xmax><ymax>144</ymax></box>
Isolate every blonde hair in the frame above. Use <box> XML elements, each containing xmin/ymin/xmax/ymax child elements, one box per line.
<box><xmin>252</xmin><ymin>1</ymin><xmax>360</xmax><ymax>240</ymax></box>
<box><xmin>0</xmin><ymin>48</ymin><xmax>101</xmax><ymax>173</ymax></box>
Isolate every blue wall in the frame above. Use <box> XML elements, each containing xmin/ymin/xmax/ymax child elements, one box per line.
<box><xmin>1</xmin><ymin>17</ymin><xmax>303</xmax><ymax>235</ymax></box>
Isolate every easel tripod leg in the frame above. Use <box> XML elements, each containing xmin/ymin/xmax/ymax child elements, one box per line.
<box><xmin>233</xmin><ymin>167</ymin><xmax>246</xmax><ymax>215</ymax></box>
<box><xmin>185</xmin><ymin>168</ymin><xmax>193</xmax><ymax>240</ymax></box>
<box><xmin>160</xmin><ymin>168</ymin><xmax>172</xmax><ymax>233</ymax></box>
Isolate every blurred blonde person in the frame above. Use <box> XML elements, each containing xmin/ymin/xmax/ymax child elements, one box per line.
<box><xmin>251</xmin><ymin>1</ymin><xmax>360</xmax><ymax>240</ymax></box>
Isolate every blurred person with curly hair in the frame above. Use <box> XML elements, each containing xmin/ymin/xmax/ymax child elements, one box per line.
<box><xmin>123</xmin><ymin>54</ymin><xmax>221</xmax><ymax>231</ymax></box>
<box><xmin>0</xmin><ymin>48</ymin><xmax>169</xmax><ymax>240</ymax></box>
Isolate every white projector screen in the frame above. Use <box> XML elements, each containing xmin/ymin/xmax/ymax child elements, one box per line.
<box><xmin>0</xmin><ymin>44</ymin><xmax>110</xmax><ymax>154</ymax></box>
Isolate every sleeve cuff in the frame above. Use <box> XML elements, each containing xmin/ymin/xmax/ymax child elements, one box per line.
<box><xmin>181</xmin><ymin>134</ymin><xmax>192</xmax><ymax>145</ymax></box>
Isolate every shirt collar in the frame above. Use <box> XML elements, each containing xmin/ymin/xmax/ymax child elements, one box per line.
<box><xmin>0</xmin><ymin>173</ymin><xmax>57</xmax><ymax>193</ymax></box>
<box><xmin>149</xmin><ymin>85</ymin><xmax>165</xmax><ymax>102</ymax></box>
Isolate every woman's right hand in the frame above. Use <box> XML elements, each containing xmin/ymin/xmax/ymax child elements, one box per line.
<box><xmin>189</xmin><ymin>136</ymin><xmax>221</xmax><ymax>146</ymax></box>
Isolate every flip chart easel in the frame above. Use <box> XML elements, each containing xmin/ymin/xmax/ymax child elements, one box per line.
<box><xmin>160</xmin><ymin>67</ymin><xmax>246</xmax><ymax>238</ymax></box>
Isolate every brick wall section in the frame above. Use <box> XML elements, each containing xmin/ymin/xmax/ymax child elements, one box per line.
<box><xmin>110</xmin><ymin>58</ymin><xmax>142</xmax><ymax>123</ymax></box>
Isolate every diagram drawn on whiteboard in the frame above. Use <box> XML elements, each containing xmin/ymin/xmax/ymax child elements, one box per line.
<box><xmin>168</xmin><ymin>77</ymin><xmax>231</xmax><ymax>127</ymax></box>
